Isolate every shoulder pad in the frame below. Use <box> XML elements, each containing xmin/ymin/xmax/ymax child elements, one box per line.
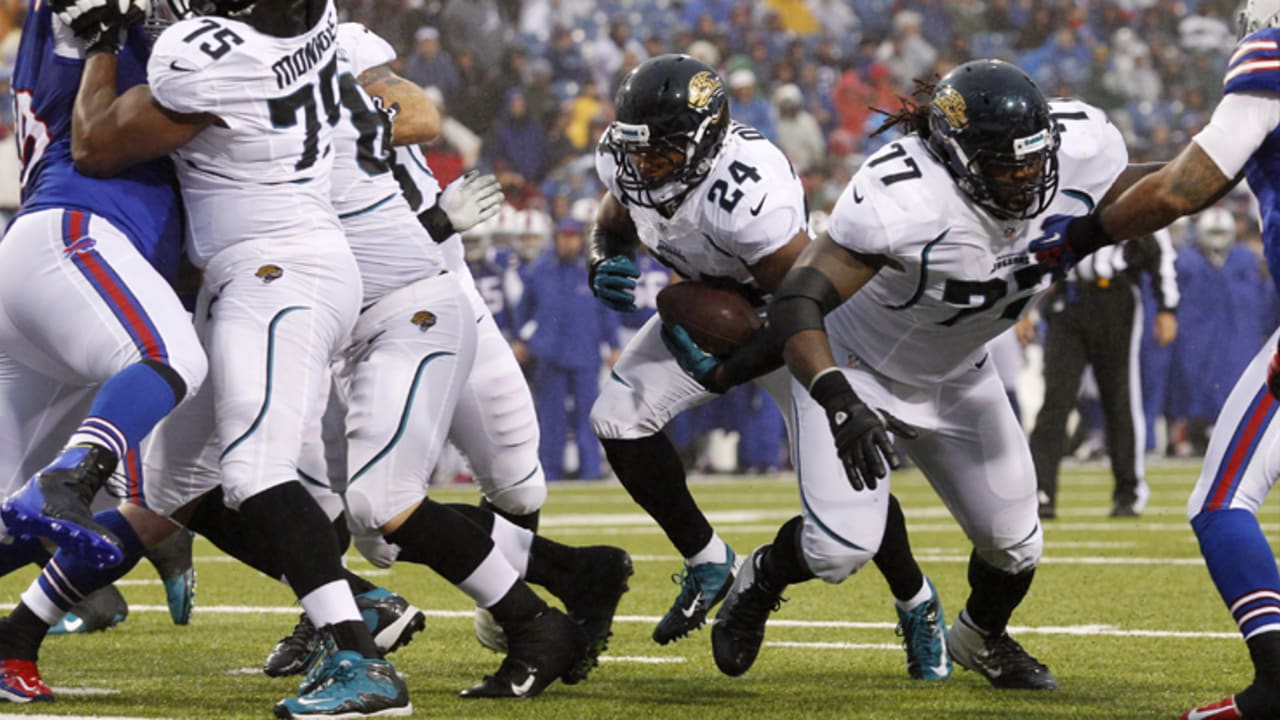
<box><xmin>1225</xmin><ymin>29</ymin><xmax>1280</xmax><ymax>95</ymax></box>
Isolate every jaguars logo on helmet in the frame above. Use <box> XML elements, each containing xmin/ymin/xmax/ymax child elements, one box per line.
<box><xmin>255</xmin><ymin>264</ymin><xmax>284</xmax><ymax>283</ymax></box>
<box><xmin>605</xmin><ymin>54</ymin><xmax>731</xmax><ymax>214</ymax></box>
<box><xmin>687</xmin><ymin>71</ymin><xmax>722</xmax><ymax>110</ymax></box>
<box><xmin>931</xmin><ymin>86</ymin><xmax>968</xmax><ymax>130</ymax></box>
<box><xmin>926</xmin><ymin>59</ymin><xmax>1060</xmax><ymax>221</ymax></box>
<box><xmin>411</xmin><ymin>311</ymin><xmax>437</xmax><ymax>332</ymax></box>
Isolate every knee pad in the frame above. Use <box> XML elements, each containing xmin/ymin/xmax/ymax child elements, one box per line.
<box><xmin>484</xmin><ymin>473</ymin><xmax>547</xmax><ymax>517</ymax></box>
<box><xmin>353</xmin><ymin>531</ymin><xmax>400</xmax><ymax>569</ymax></box>
<box><xmin>589</xmin><ymin>382</ymin><xmax>663</xmax><ymax>440</ymax></box>
<box><xmin>800</xmin><ymin>522</ymin><xmax>877</xmax><ymax>583</ymax></box>
<box><xmin>975</xmin><ymin>524</ymin><xmax>1043</xmax><ymax>575</ymax></box>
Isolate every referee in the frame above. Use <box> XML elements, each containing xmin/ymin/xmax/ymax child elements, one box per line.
<box><xmin>1028</xmin><ymin>229</ymin><xmax>1179</xmax><ymax>518</ymax></box>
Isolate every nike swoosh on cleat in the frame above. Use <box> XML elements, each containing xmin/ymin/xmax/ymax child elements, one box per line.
<box><xmin>1185</xmin><ymin>704</ymin><xmax>1238</xmax><ymax>720</ymax></box>
<box><xmin>510</xmin><ymin>673</ymin><xmax>536</xmax><ymax>696</ymax></box>
<box><xmin>11</xmin><ymin>676</ymin><xmax>41</xmax><ymax>694</ymax></box>
<box><xmin>679</xmin><ymin>592</ymin><xmax>704</xmax><ymax>619</ymax></box>
<box><xmin>59</xmin><ymin>617</ymin><xmax>84</xmax><ymax>633</ymax></box>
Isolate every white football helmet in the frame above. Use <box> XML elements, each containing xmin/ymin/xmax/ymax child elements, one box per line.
<box><xmin>1195</xmin><ymin>207</ymin><xmax>1236</xmax><ymax>252</ymax></box>
<box><xmin>1239</xmin><ymin>0</ymin><xmax>1280</xmax><ymax>38</ymax></box>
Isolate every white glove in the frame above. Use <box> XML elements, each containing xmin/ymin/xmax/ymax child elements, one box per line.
<box><xmin>55</xmin><ymin>0</ymin><xmax>149</xmax><ymax>53</ymax></box>
<box><xmin>438</xmin><ymin>170</ymin><xmax>503</xmax><ymax>233</ymax></box>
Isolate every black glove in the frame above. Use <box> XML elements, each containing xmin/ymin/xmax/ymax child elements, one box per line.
<box><xmin>809</xmin><ymin>370</ymin><xmax>917</xmax><ymax>491</ymax></box>
<box><xmin>53</xmin><ymin>0</ymin><xmax>147</xmax><ymax>55</ymax></box>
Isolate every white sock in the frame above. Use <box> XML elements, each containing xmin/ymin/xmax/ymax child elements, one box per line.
<box><xmin>489</xmin><ymin>514</ymin><xmax>533</xmax><ymax>577</ymax></box>
<box><xmin>463</xmin><ymin>547</ymin><xmax>522</xmax><ymax>609</ymax></box>
<box><xmin>299</xmin><ymin>580</ymin><xmax>361</xmax><ymax>628</ymax></box>
<box><xmin>895</xmin><ymin>577</ymin><xmax>934</xmax><ymax>613</ymax></box>
<box><xmin>688</xmin><ymin>533</ymin><xmax>728</xmax><ymax>566</ymax></box>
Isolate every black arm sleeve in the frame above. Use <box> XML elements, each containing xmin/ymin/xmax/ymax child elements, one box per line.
<box><xmin>587</xmin><ymin>224</ymin><xmax>638</xmax><ymax>283</ymax></box>
<box><xmin>701</xmin><ymin>322</ymin><xmax>784</xmax><ymax>394</ymax></box>
<box><xmin>767</xmin><ymin>266</ymin><xmax>843</xmax><ymax>347</ymax></box>
<box><xmin>1065</xmin><ymin>211</ymin><xmax>1116</xmax><ymax>258</ymax></box>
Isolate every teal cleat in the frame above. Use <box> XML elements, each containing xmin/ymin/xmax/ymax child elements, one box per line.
<box><xmin>275</xmin><ymin>650</ymin><xmax>410</xmax><ymax>718</ymax></box>
<box><xmin>652</xmin><ymin>546</ymin><xmax>740</xmax><ymax>645</ymax></box>
<box><xmin>894</xmin><ymin>577</ymin><xmax>952</xmax><ymax>680</ymax></box>
<box><xmin>48</xmin><ymin>585</ymin><xmax>128</xmax><ymax>635</ymax></box>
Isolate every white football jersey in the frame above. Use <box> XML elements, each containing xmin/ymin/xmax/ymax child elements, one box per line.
<box><xmin>334</xmin><ymin>23</ymin><xmax>454</xmax><ymax>273</ymax></box>
<box><xmin>596</xmin><ymin>122</ymin><xmax>806</xmax><ymax>296</ymax></box>
<box><xmin>148</xmin><ymin>3</ymin><xmax>346</xmax><ymax>267</ymax></box>
<box><xmin>333</xmin><ymin>23</ymin><xmax>444</xmax><ymax>305</ymax></box>
<box><xmin>824</xmin><ymin>99</ymin><xmax>1126</xmax><ymax>385</ymax></box>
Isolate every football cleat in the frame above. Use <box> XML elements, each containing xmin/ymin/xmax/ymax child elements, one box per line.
<box><xmin>554</xmin><ymin>545</ymin><xmax>633</xmax><ymax>684</ymax></box>
<box><xmin>474</xmin><ymin>607</ymin><xmax>506</xmax><ymax>654</ymax></box>
<box><xmin>711</xmin><ymin>544</ymin><xmax>785</xmax><ymax>677</ymax></box>
<box><xmin>0</xmin><ymin>659</ymin><xmax>54</xmax><ymax>703</ymax></box>
<box><xmin>356</xmin><ymin>588</ymin><xmax>426</xmax><ymax>656</ymax></box>
<box><xmin>894</xmin><ymin>577</ymin><xmax>951</xmax><ymax>680</ymax></box>
<box><xmin>0</xmin><ymin>445</ymin><xmax>123</xmax><ymax>568</ymax></box>
<box><xmin>460</xmin><ymin>607</ymin><xmax>588</xmax><ymax>699</ymax></box>
<box><xmin>48</xmin><ymin>584</ymin><xmax>129</xmax><ymax>635</ymax></box>
<box><xmin>273</xmin><ymin>650</ymin><xmax>411</xmax><ymax>718</ymax></box>
<box><xmin>264</xmin><ymin>613</ymin><xmax>321</xmax><ymax>678</ymax></box>
<box><xmin>1180</xmin><ymin>695</ymin><xmax>1242</xmax><ymax>720</ymax></box>
<box><xmin>948</xmin><ymin>613</ymin><xmax>1057</xmax><ymax>690</ymax></box>
<box><xmin>653</xmin><ymin>546</ymin><xmax>740</xmax><ymax>645</ymax></box>
<box><xmin>146</xmin><ymin>530</ymin><xmax>196</xmax><ymax>625</ymax></box>
<box><xmin>265</xmin><ymin>588</ymin><xmax>425</xmax><ymax>678</ymax></box>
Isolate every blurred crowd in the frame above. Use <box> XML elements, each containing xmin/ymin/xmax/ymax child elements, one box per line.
<box><xmin>0</xmin><ymin>0</ymin><xmax>1273</xmax><ymax>477</ymax></box>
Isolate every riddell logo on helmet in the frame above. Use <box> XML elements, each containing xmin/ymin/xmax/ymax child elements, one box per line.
<box><xmin>686</xmin><ymin>71</ymin><xmax>722</xmax><ymax>110</ymax></box>
<box><xmin>932</xmin><ymin>86</ymin><xmax>968</xmax><ymax>129</ymax></box>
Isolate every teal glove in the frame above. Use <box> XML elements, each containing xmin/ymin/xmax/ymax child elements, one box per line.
<box><xmin>661</xmin><ymin>323</ymin><xmax>720</xmax><ymax>389</ymax></box>
<box><xmin>591</xmin><ymin>256</ymin><xmax>640</xmax><ymax>312</ymax></box>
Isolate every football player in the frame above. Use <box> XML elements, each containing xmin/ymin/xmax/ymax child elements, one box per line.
<box><xmin>1030</xmin><ymin>2</ymin><xmax>1280</xmax><ymax>715</ymax></box>
<box><xmin>45</xmin><ymin>0</ymin><xmax>412</xmax><ymax>715</ymax></box>
<box><xmin>715</xmin><ymin>59</ymin><xmax>1144</xmax><ymax>690</ymax></box>
<box><xmin>0</xmin><ymin>0</ymin><xmax>210</xmax><ymax>702</ymax></box>
<box><xmin>588</xmin><ymin>54</ymin><xmax>951</xmax><ymax>681</ymax></box>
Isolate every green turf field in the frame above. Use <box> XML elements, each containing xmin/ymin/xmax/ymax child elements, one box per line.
<box><xmin>0</xmin><ymin>460</ymin><xmax>1267</xmax><ymax>719</ymax></box>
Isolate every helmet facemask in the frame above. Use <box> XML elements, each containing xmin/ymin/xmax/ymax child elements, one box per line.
<box><xmin>608</xmin><ymin>104</ymin><xmax>727</xmax><ymax>213</ymax></box>
<box><xmin>950</xmin><ymin>129</ymin><xmax>1061</xmax><ymax>221</ymax></box>
<box><xmin>1239</xmin><ymin>0</ymin><xmax>1280</xmax><ymax>38</ymax></box>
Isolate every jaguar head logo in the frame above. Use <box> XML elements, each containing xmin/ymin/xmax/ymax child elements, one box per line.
<box><xmin>411</xmin><ymin>310</ymin><xmax>437</xmax><ymax>332</ymax></box>
<box><xmin>932</xmin><ymin>85</ymin><xmax>968</xmax><ymax>130</ymax></box>
<box><xmin>255</xmin><ymin>264</ymin><xmax>284</xmax><ymax>284</ymax></box>
<box><xmin>687</xmin><ymin>71</ymin><xmax>722</xmax><ymax>110</ymax></box>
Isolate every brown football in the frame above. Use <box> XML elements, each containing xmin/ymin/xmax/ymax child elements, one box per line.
<box><xmin>656</xmin><ymin>281</ymin><xmax>763</xmax><ymax>357</ymax></box>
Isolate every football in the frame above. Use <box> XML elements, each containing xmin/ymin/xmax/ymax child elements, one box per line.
<box><xmin>656</xmin><ymin>280</ymin><xmax>763</xmax><ymax>357</ymax></box>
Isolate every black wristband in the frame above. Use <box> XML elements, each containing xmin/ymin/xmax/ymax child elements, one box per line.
<box><xmin>1065</xmin><ymin>212</ymin><xmax>1114</xmax><ymax>258</ymax></box>
<box><xmin>418</xmin><ymin>205</ymin><xmax>456</xmax><ymax>244</ymax></box>
<box><xmin>808</xmin><ymin>369</ymin><xmax>860</xmax><ymax>412</ymax></box>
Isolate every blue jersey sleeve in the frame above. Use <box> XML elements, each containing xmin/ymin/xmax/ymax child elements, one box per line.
<box><xmin>1225</xmin><ymin>28</ymin><xmax>1280</xmax><ymax>96</ymax></box>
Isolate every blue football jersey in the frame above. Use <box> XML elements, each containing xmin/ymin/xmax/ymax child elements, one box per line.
<box><xmin>1225</xmin><ymin>28</ymin><xmax>1280</xmax><ymax>294</ymax></box>
<box><xmin>12</xmin><ymin>1</ymin><xmax>183</xmax><ymax>280</ymax></box>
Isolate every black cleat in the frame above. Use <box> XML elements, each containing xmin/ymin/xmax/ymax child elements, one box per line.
<box><xmin>356</xmin><ymin>588</ymin><xmax>426</xmax><ymax>655</ymax></box>
<box><xmin>460</xmin><ymin>608</ymin><xmax>588</xmax><ymax>699</ymax></box>
<box><xmin>48</xmin><ymin>585</ymin><xmax>129</xmax><ymax>635</ymax></box>
<box><xmin>146</xmin><ymin>530</ymin><xmax>196</xmax><ymax>625</ymax></box>
<box><xmin>711</xmin><ymin>545</ymin><xmax>785</xmax><ymax>677</ymax></box>
<box><xmin>554</xmin><ymin>546</ymin><xmax>632</xmax><ymax>684</ymax></box>
<box><xmin>264</xmin><ymin>614</ymin><xmax>321</xmax><ymax>678</ymax></box>
<box><xmin>948</xmin><ymin>614</ymin><xmax>1058</xmax><ymax>690</ymax></box>
<box><xmin>1</xmin><ymin>445</ymin><xmax>123</xmax><ymax>568</ymax></box>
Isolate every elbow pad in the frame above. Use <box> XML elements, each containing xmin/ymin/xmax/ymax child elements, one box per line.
<box><xmin>768</xmin><ymin>266</ymin><xmax>842</xmax><ymax>346</ymax></box>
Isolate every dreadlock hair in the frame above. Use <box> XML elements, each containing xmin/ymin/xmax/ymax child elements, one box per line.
<box><xmin>870</xmin><ymin>77</ymin><xmax>938</xmax><ymax>139</ymax></box>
